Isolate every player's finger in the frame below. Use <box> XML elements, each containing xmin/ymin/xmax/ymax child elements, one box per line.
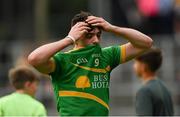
<box><xmin>91</xmin><ymin>23</ymin><xmax>102</xmax><ymax>27</ymax></box>
<box><xmin>74</xmin><ymin>22</ymin><xmax>89</xmax><ymax>28</ymax></box>
<box><xmin>86</xmin><ymin>16</ymin><xmax>98</xmax><ymax>22</ymax></box>
<box><xmin>86</xmin><ymin>19</ymin><xmax>102</xmax><ymax>25</ymax></box>
<box><xmin>79</xmin><ymin>26</ymin><xmax>91</xmax><ymax>31</ymax></box>
<box><xmin>78</xmin><ymin>29</ymin><xmax>88</xmax><ymax>37</ymax></box>
<box><xmin>82</xmin><ymin>29</ymin><xmax>88</xmax><ymax>34</ymax></box>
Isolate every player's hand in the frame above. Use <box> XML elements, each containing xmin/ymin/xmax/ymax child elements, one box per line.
<box><xmin>68</xmin><ymin>22</ymin><xmax>91</xmax><ymax>41</ymax></box>
<box><xmin>86</xmin><ymin>16</ymin><xmax>113</xmax><ymax>32</ymax></box>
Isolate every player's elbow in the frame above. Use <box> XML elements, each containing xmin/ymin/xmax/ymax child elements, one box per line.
<box><xmin>28</xmin><ymin>53</ymin><xmax>39</xmax><ymax>66</ymax></box>
<box><xmin>145</xmin><ymin>36</ymin><xmax>153</xmax><ymax>49</ymax></box>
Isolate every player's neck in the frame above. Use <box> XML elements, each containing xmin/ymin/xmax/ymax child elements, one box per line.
<box><xmin>142</xmin><ymin>72</ymin><xmax>156</xmax><ymax>84</ymax></box>
<box><xmin>74</xmin><ymin>44</ymin><xmax>86</xmax><ymax>50</ymax></box>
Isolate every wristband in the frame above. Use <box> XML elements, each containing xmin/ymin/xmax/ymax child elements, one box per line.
<box><xmin>66</xmin><ymin>35</ymin><xmax>76</xmax><ymax>44</ymax></box>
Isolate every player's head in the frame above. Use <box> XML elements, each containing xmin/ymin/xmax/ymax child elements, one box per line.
<box><xmin>9</xmin><ymin>66</ymin><xmax>40</xmax><ymax>96</ymax></box>
<box><xmin>71</xmin><ymin>11</ymin><xmax>92</xmax><ymax>27</ymax></box>
<box><xmin>71</xmin><ymin>11</ymin><xmax>102</xmax><ymax>46</ymax></box>
<box><xmin>133</xmin><ymin>48</ymin><xmax>162</xmax><ymax>78</ymax></box>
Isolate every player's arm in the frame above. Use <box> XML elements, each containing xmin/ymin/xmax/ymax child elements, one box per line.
<box><xmin>28</xmin><ymin>39</ymin><xmax>73</xmax><ymax>74</ymax></box>
<box><xmin>115</xmin><ymin>27</ymin><xmax>153</xmax><ymax>62</ymax></box>
<box><xmin>86</xmin><ymin>16</ymin><xmax>153</xmax><ymax>62</ymax></box>
<box><xmin>28</xmin><ymin>22</ymin><xmax>90</xmax><ymax>74</ymax></box>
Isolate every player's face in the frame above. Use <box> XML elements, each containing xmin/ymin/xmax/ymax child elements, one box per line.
<box><xmin>79</xmin><ymin>27</ymin><xmax>101</xmax><ymax>46</ymax></box>
<box><xmin>133</xmin><ymin>60</ymin><xmax>144</xmax><ymax>78</ymax></box>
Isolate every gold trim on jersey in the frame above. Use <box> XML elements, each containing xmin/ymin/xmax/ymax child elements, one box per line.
<box><xmin>120</xmin><ymin>45</ymin><xmax>126</xmax><ymax>63</ymax></box>
<box><xmin>59</xmin><ymin>90</ymin><xmax>109</xmax><ymax>110</ymax></box>
<box><xmin>51</xmin><ymin>58</ymin><xmax>56</xmax><ymax>72</ymax></box>
<box><xmin>72</xmin><ymin>63</ymin><xmax>111</xmax><ymax>73</ymax></box>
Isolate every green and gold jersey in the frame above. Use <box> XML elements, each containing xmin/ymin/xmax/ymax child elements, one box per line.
<box><xmin>50</xmin><ymin>44</ymin><xmax>125</xmax><ymax>116</ymax></box>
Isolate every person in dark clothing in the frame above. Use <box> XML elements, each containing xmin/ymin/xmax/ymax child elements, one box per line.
<box><xmin>133</xmin><ymin>48</ymin><xmax>174</xmax><ymax>116</ymax></box>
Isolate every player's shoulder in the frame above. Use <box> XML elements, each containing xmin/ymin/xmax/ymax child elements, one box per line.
<box><xmin>102</xmin><ymin>45</ymin><xmax>120</xmax><ymax>51</ymax></box>
<box><xmin>54</xmin><ymin>51</ymin><xmax>64</xmax><ymax>56</ymax></box>
<box><xmin>101</xmin><ymin>45</ymin><xmax>120</xmax><ymax>56</ymax></box>
<box><xmin>102</xmin><ymin>46</ymin><xmax>113</xmax><ymax>50</ymax></box>
<box><xmin>52</xmin><ymin>51</ymin><xmax>67</xmax><ymax>62</ymax></box>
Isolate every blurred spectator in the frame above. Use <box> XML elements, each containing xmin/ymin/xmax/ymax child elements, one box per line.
<box><xmin>136</xmin><ymin>0</ymin><xmax>174</xmax><ymax>35</ymax></box>
<box><xmin>0</xmin><ymin>41</ymin><xmax>12</xmax><ymax>86</ymax></box>
<box><xmin>133</xmin><ymin>48</ymin><xmax>174</xmax><ymax>116</ymax></box>
<box><xmin>174</xmin><ymin>0</ymin><xmax>180</xmax><ymax>44</ymax></box>
<box><xmin>0</xmin><ymin>66</ymin><xmax>47</xmax><ymax>116</ymax></box>
<box><xmin>111</xmin><ymin>0</ymin><xmax>142</xmax><ymax>28</ymax></box>
<box><xmin>14</xmin><ymin>47</ymin><xmax>56</xmax><ymax>115</ymax></box>
<box><xmin>111</xmin><ymin>0</ymin><xmax>130</xmax><ymax>27</ymax></box>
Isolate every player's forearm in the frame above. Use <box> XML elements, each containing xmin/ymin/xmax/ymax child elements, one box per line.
<box><xmin>28</xmin><ymin>38</ymin><xmax>72</xmax><ymax>66</ymax></box>
<box><xmin>109</xmin><ymin>26</ymin><xmax>153</xmax><ymax>48</ymax></box>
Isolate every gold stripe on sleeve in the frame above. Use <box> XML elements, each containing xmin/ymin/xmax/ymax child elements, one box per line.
<box><xmin>120</xmin><ymin>45</ymin><xmax>126</xmax><ymax>63</ymax></box>
<box><xmin>50</xmin><ymin>58</ymin><xmax>56</xmax><ymax>73</ymax></box>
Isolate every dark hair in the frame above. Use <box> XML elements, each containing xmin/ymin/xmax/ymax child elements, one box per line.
<box><xmin>9</xmin><ymin>66</ymin><xmax>39</xmax><ymax>89</ymax></box>
<box><xmin>135</xmin><ymin>48</ymin><xmax>162</xmax><ymax>72</ymax></box>
<box><xmin>71</xmin><ymin>11</ymin><xmax>92</xmax><ymax>27</ymax></box>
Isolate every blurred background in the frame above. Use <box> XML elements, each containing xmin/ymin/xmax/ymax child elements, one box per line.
<box><xmin>0</xmin><ymin>0</ymin><xmax>180</xmax><ymax>116</ymax></box>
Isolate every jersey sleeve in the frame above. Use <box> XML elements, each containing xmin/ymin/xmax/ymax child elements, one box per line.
<box><xmin>136</xmin><ymin>88</ymin><xmax>153</xmax><ymax>116</ymax></box>
<box><xmin>102</xmin><ymin>45</ymin><xmax>125</xmax><ymax>69</ymax></box>
<box><xmin>49</xmin><ymin>52</ymin><xmax>64</xmax><ymax>79</ymax></box>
